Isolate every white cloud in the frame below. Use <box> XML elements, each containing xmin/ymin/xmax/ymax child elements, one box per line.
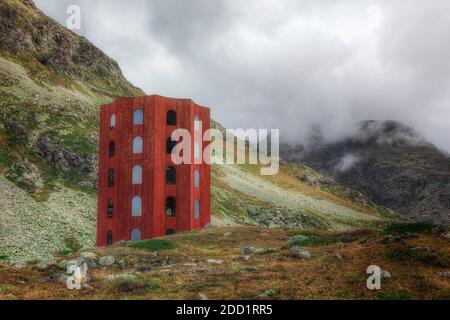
<box><xmin>34</xmin><ymin>0</ymin><xmax>450</xmax><ymax>152</ymax></box>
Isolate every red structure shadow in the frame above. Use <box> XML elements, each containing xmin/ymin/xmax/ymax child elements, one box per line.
<box><xmin>96</xmin><ymin>95</ymin><xmax>211</xmax><ymax>246</ymax></box>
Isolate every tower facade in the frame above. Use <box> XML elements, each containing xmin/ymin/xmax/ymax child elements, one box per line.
<box><xmin>96</xmin><ymin>95</ymin><xmax>211</xmax><ymax>246</ymax></box>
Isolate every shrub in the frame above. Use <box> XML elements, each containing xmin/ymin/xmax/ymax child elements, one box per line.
<box><xmin>113</xmin><ymin>277</ymin><xmax>161</xmax><ymax>293</ymax></box>
<box><xmin>129</xmin><ymin>239</ymin><xmax>175</xmax><ymax>251</ymax></box>
<box><xmin>57</xmin><ymin>237</ymin><xmax>81</xmax><ymax>256</ymax></box>
<box><xmin>383</xmin><ymin>223</ymin><xmax>435</xmax><ymax>235</ymax></box>
<box><xmin>386</xmin><ymin>247</ymin><xmax>450</xmax><ymax>268</ymax></box>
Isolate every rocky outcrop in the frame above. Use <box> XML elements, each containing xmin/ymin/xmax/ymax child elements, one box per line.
<box><xmin>281</xmin><ymin>121</ymin><xmax>450</xmax><ymax>225</ymax></box>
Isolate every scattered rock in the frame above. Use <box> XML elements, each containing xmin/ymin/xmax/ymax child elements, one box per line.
<box><xmin>118</xmin><ymin>260</ymin><xmax>127</xmax><ymax>270</ymax></box>
<box><xmin>105</xmin><ymin>274</ymin><xmax>137</xmax><ymax>282</ymax></box>
<box><xmin>224</xmin><ymin>232</ymin><xmax>232</xmax><ymax>238</ymax></box>
<box><xmin>150</xmin><ymin>251</ymin><xmax>158</xmax><ymax>258</ymax></box>
<box><xmin>99</xmin><ymin>256</ymin><xmax>115</xmax><ymax>267</ymax></box>
<box><xmin>67</xmin><ymin>257</ymin><xmax>85</xmax><ymax>269</ymax></box>
<box><xmin>338</xmin><ymin>242</ymin><xmax>346</xmax><ymax>248</ymax></box>
<box><xmin>207</xmin><ymin>259</ymin><xmax>223</xmax><ymax>265</ymax></box>
<box><xmin>82</xmin><ymin>283</ymin><xmax>94</xmax><ymax>290</ymax></box>
<box><xmin>80</xmin><ymin>252</ymin><xmax>97</xmax><ymax>268</ymax></box>
<box><xmin>5</xmin><ymin>294</ymin><xmax>18</xmax><ymax>300</ymax></box>
<box><xmin>199</xmin><ymin>293</ymin><xmax>209</xmax><ymax>300</ymax></box>
<box><xmin>442</xmin><ymin>232</ymin><xmax>450</xmax><ymax>239</ymax></box>
<box><xmin>288</xmin><ymin>246</ymin><xmax>312</xmax><ymax>260</ymax></box>
<box><xmin>243</xmin><ymin>255</ymin><xmax>250</xmax><ymax>261</ymax></box>
<box><xmin>288</xmin><ymin>235</ymin><xmax>309</xmax><ymax>247</ymax></box>
<box><xmin>57</xmin><ymin>260</ymin><xmax>68</xmax><ymax>269</ymax></box>
<box><xmin>258</xmin><ymin>289</ymin><xmax>278</xmax><ymax>298</ymax></box>
<box><xmin>112</xmin><ymin>240</ymin><xmax>131</xmax><ymax>247</ymax></box>
<box><xmin>13</xmin><ymin>262</ymin><xmax>27</xmax><ymax>269</ymax></box>
<box><xmin>336</xmin><ymin>253</ymin><xmax>344</xmax><ymax>261</ymax></box>
<box><xmin>36</xmin><ymin>260</ymin><xmax>56</xmax><ymax>271</ymax></box>
<box><xmin>242</xmin><ymin>246</ymin><xmax>264</xmax><ymax>255</ymax></box>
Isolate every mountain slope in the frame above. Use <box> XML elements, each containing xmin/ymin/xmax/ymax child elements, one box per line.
<box><xmin>0</xmin><ymin>1</ymin><xmax>396</xmax><ymax>262</ymax></box>
<box><xmin>281</xmin><ymin>121</ymin><xmax>450</xmax><ymax>226</ymax></box>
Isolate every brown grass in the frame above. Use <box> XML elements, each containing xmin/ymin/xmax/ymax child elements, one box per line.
<box><xmin>0</xmin><ymin>226</ymin><xmax>449</xmax><ymax>300</ymax></box>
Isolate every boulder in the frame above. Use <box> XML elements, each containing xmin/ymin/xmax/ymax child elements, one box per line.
<box><xmin>288</xmin><ymin>246</ymin><xmax>312</xmax><ymax>260</ymax></box>
<box><xmin>99</xmin><ymin>256</ymin><xmax>115</xmax><ymax>267</ymax></box>
<box><xmin>13</xmin><ymin>262</ymin><xmax>27</xmax><ymax>269</ymax></box>
<box><xmin>207</xmin><ymin>259</ymin><xmax>223</xmax><ymax>265</ymax></box>
<box><xmin>242</xmin><ymin>246</ymin><xmax>264</xmax><ymax>255</ymax></box>
<box><xmin>67</xmin><ymin>257</ymin><xmax>85</xmax><ymax>269</ymax></box>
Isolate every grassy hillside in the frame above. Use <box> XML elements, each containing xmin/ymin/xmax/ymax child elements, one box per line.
<box><xmin>0</xmin><ymin>0</ymin><xmax>398</xmax><ymax>263</ymax></box>
<box><xmin>1</xmin><ymin>224</ymin><xmax>448</xmax><ymax>300</ymax></box>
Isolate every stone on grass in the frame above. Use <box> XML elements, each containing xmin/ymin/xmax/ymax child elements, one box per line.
<box><xmin>288</xmin><ymin>246</ymin><xmax>312</xmax><ymax>260</ymax></box>
<box><xmin>67</xmin><ymin>257</ymin><xmax>85</xmax><ymax>269</ymax></box>
<box><xmin>57</xmin><ymin>260</ymin><xmax>68</xmax><ymax>269</ymax></box>
<box><xmin>437</xmin><ymin>272</ymin><xmax>450</xmax><ymax>278</ymax></box>
<box><xmin>242</xmin><ymin>246</ymin><xmax>264</xmax><ymax>255</ymax></box>
<box><xmin>13</xmin><ymin>262</ymin><xmax>26</xmax><ymax>269</ymax></box>
<box><xmin>99</xmin><ymin>256</ymin><xmax>115</xmax><ymax>267</ymax></box>
<box><xmin>207</xmin><ymin>259</ymin><xmax>223</xmax><ymax>265</ymax></box>
<box><xmin>80</xmin><ymin>252</ymin><xmax>97</xmax><ymax>260</ymax></box>
<box><xmin>224</xmin><ymin>232</ymin><xmax>232</xmax><ymax>237</ymax></box>
<box><xmin>336</xmin><ymin>253</ymin><xmax>344</xmax><ymax>261</ymax></box>
<box><xmin>199</xmin><ymin>293</ymin><xmax>209</xmax><ymax>300</ymax></box>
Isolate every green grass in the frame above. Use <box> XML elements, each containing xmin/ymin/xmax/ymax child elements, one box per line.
<box><xmin>0</xmin><ymin>255</ymin><xmax>8</xmax><ymax>261</ymax></box>
<box><xmin>56</xmin><ymin>237</ymin><xmax>81</xmax><ymax>257</ymax></box>
<box><xmin>383</xmin><ymin>223</ymin><xmax>435</xmax><ymax>235</ymax></box>
<box><xmin>113</xmin><ymin>277</ymin><xmax>161</xmax><ymax>294</ymax></box>
<box><xmin>378</xmin><ymin>292</ymin><xmax>411</xmax><ymax>300</ymax></box>
<box><xmin>128</xmin><ymin>239</ymin><xmax>176</xmax><ymax>252</ymax></box>
<box><xmin>287</xmin><ymin>230</ymin><xmax>370</xmax><ymax>247</ymax></box>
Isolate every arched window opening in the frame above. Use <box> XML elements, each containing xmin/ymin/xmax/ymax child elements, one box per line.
<box><xmin>132</xmin><ymin>165</ymin><xmax>142</xmax><ymax>185</ymax></box>
<box><xmin>166</xmin><ymin>229</ymin><xmax>176</xmax><ymax>236</ymax></box>
<box><xmin>108</xmin><ymin>169</ymin><xmax>114</xmax><ymax>187</ymax></box>
<box><xmin>133</xmin><ymin>136</ymin><xmax>143</xmax><ymax>154</ymax></box>
<box><xmin>133</xmin><ymin>109</ymin><xmax>144</xmax><ymax>125</ymax></box>
<box><xmin>110</xmin><ymin>114</ymin><xmax>116</xmax><ymax>129</ymax></box>
<box><xmin>107</xmin><ymin>199</ymin><xmax>114</xmax><ymax>218</ymax></box>
<box><xmin>194</xmin><ymin>116</ymin><xmax>201</xmax><ymax>131</ymax></box>
<box><xmin>107</xmin><ymin>231</ymin><xmax>113</xmax><ymax>246</ymax></box>
<box><xmin>131</xmin><ymin>229</ymin><xmax>141</xmax><ymax>242</ymax></box>
<box><xmin>167</xmin><ymin>110</ymin><xmax>177</xmax><ymax>126</ymax></box>
<box><xmin>132</xmin><ymin>196</ymin><xmax>142</xmax><ymax>217</ymax></box>
<box><xmin>166</xmin><ymin>197</ymin><xmax>176</xmax><ymax>217</ymax></box>
<box><xmin>166</xmin><ymin>166</ymin><xmax>176</xmax><ymax>185</ymax></box>
<box><xmin>194</xmin><ymin>170</ymin><xmax>200</xmax><ymax>188</ymax></box>
<box><xmin>166</xmin><ymin>137</ymin><xmax>177</xmax><ymax>154</ymax></box>
<box><xmin>195</xmin><ymin>200</ymin><xmax>200</xmax><ymax>220</ymax></box>
<box><xmin>109</xmin><ymin>141</ymin><xmax>115</xmax><ymax>158</ymax></box>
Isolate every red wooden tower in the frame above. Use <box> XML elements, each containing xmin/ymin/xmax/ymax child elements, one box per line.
<box><xmin>96</xmin><ymin>95</ymin><xmax>211</xmax><ymax>246</ymax></box>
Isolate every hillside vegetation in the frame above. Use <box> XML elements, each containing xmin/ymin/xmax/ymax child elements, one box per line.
<box><xmin>0</xmin><ymin>0</ymin><xmax>397</xmax><ymax>262</ymax></box>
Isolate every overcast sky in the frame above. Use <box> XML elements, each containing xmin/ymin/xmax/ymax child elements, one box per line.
<box><xmin>34</xmin><ymin>0</ymin><xmax>450</xmax><ymax>152</ymax></box>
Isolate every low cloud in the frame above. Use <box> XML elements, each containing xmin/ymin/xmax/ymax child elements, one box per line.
<box><xmin>34</xmin><ymin>0</ymin><xmax>450</xmax><ymax>152</ymax></box>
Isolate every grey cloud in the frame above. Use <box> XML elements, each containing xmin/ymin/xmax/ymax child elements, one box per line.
<box><xmin>34</xmin><ymin>0</ymin><xmax>450</xmax><ymax>152</ymax></box>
